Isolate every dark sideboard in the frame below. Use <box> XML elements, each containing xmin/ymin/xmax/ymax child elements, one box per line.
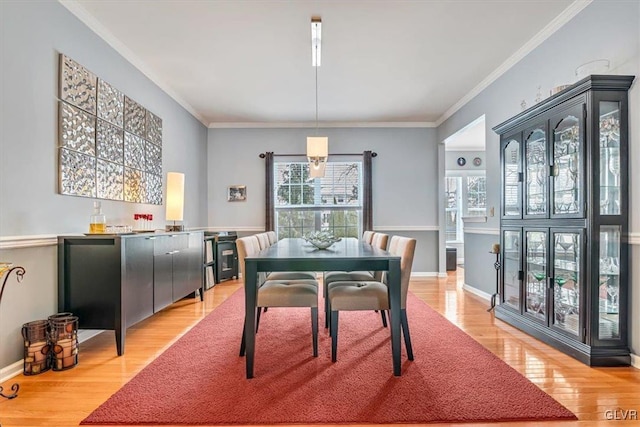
<box><xmin>58</xmin><ymin>231</ymin><xmax>204</xmax><ymax>355</ymax></box>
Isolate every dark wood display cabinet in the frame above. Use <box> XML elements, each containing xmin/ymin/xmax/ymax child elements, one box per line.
<box><xmin>58</xmin><ymin>231</ymin><xmax>204</xmax><ymax>355</ymax></box>
<box><xmin>493</xmin><ymin>75</ymin><xmax>634</xmax><ymax>366</ymax></box>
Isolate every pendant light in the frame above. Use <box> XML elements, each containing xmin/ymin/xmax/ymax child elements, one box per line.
<box><xmin>307</xmin><ymin>17</ymin><xmax>327</xmax><ymax>178</ymax></box>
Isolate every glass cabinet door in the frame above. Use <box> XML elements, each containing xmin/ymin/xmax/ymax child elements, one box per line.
<box><xmin>501</xmin><ymin>229</ymin><xmax>521</xmax><ymax>310</ymax></box>
<box><xmin>525</xmin><ymin>230</ymin><xmax>547</xmax><ymax>321</ymax></box>
<box><xmin>524</xmin><ymin>125</ymin><xmax>548</xmax><ymax>217</ymax></box>
<box><xmin>502</xmin><ymin>137</ymin><xmax>521</xmax><ymax>218</ymax></box>
<box><xmin>598</xmin><ymin>226</ymin><xmax>621</xmax><ymax>340</ymax></box>
<box><xmin>551</xmin><ymin>230</ymin><xmax>581</xmax><ymax>336</ymax></box>
<box><xmin>551</xmin><ymin>107</ymin><xmax>583</xmax><ymax>218</ymax></box>
<box><xmin>599</xmin><ymin>102</ymin><xmax>621</xmax><ymax>215</ymax></box>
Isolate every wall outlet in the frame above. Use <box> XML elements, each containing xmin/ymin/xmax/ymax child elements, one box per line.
<box><xmin>489</xmin><ymin>207</ymin><xmax>495</xmax><ymax>217</ymax></box>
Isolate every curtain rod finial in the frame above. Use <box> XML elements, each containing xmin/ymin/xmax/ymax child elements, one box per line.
<box><xmin>259</xmin><ymin>153</ymin><xmax>266</xmax><ymax>159</ymax></box>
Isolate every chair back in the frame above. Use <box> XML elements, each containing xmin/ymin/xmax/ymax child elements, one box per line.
<box><xmin>371</xmin><ymin>232</ymin><xmax>389</xmax><ymax>250</ymax></box>
<box><xmin>362</xmin><ymin>230</ymin><xmax>374</xmax><ymax>244</ymax></box>
<box><xmin>256</xmin><ymin>233</ymin><xmax>270</xmax><ymax>250</ymax></box>
<box><xmin>387</xmin><ymin>235</ymin><xmax>416</xmax><ymax>308</ymax></box>
<box><xmin>236</xmin><ymin>235</ymin><xmax>261</xmax><ymax>276</ymax></box>
<box><xmin>266</xmin><ymin>231</ymin><xmax>277</xmax><ymax>245</ymax></box>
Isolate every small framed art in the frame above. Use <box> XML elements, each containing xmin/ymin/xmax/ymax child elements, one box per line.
<box><xmin>227</xmin><ymin>185</ymin><xmax>247</xmax><ymax>202</ymax></box>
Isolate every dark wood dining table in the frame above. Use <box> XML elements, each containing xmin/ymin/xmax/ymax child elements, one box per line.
<box><xmin>242</xmin><ymin>237</ymin><xmax>402</xmax><ymax>378</ymax></box>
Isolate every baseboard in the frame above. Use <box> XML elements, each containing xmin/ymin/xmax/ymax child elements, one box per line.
<box><xmin>0</xmin><ymin>360</ymin><xmax>23</xmax><ymax>384</ymax></box>
<box><xmin>462</xmin><ymin>283</ymin><xmax>492</xmax><ymax>301</ymax></box>
<box><xmin>411</xmin><ymin>272</ymin><xmax>441</xmax><ymax>278</ymax></box>
<box><xmin>631</xmin><ymin>352</ymin><xmax>640</xmax><ymax>369</ymax></box>
<box><xmin>0</xmin><ymin>330</ymin><xmax>104</xmax><ymax>382</ymax></box>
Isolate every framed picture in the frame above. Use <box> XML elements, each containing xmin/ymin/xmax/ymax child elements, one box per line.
<box><xmin>227</xmin><ymin>185</ymin><xmax>247</xmax><ymax>202</ymax></box>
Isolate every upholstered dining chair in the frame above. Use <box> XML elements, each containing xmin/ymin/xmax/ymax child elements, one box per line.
<box><xmin>237</xmin><ymin>235</ymin><xmax>320</xmax><ymax>358</ymax></box>
<box><xmin>266</xmin><ymin>231</ymin><xmax>277</xmax><ymax>245</ymax></box>
<box><xmin>362</xmin><ymin>230</ymin><xmax>375</xmax><ymax>244</ymax></box>
<box><xmin>322</xmin><ymin>232</ymin><xmax>389</xmax><ymax>327</ymax></box>
<box><xmin>256</xmin><ymin>233</ymin><xmax>270</xmax><ymax>250</ymax></box>
<box><xmin>326</xmin><ymin>235</ymin><xmax>416</xmax><ymax>362</ymax></box>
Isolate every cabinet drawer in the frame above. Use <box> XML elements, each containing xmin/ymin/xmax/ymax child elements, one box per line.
<box><xmin>154</xmin><ymin>234</ymin><xmax>188</xmax><ymax>255</ymax></box>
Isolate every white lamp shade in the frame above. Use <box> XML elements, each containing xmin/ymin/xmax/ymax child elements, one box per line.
<box><xmin>308</xmin><ymin>161</ymin><xmax>326</xmax><ymax>178</ymax></box>
<box><xmin>306</xmin><ymin>136</ymin><xmax>328</xmax><ymax>158</ymax></box>
<box><xmin>166</xmin><ymin>172</ymin><xmax>185</xmax><ymax>221</ymax></box>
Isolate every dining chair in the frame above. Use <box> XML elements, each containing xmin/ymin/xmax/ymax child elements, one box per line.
<box><xmin>362</xmin><ymin>230</ymin><xmax>375</xmax><ymax>244</ymax></box>
<box><xmin>237</xmin><ymin>235</ymin><xmax>319</xmax><ymax>358</ymax></box>
<box><xmin>322</xmin><ymin>232</ymin><xmax>389</xmax><ymax>327</ymax></box>
<box><xmin>256</xmin><ymin>233</ymin><xmax>270</xmax><ymax>250</ymax></box>
<box><xmin>327</xmin><ymin>235</ymin><xmax>416</xmax><ymax>362</ymax></box>
<box><xmin>266</xmin><ymin>231</ymin><xmax>277</xmax><ymax>245</ymax></box>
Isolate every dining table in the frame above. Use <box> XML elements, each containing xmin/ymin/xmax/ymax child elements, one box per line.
<box><xmin>242</xmin><ymin>237</ymin><xmax>402</xmax><ymax>378</ymax></box>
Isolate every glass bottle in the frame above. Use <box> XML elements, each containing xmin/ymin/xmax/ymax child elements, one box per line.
<box><xmin>89</xmin><ymin>201</ymin><xmax>106</xmax><ymax>233</ymax></box>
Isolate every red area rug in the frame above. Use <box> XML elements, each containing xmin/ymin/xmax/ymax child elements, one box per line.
<box><xmin>81</xmin><ymin>289</ymin><xmax>576</xmax><ymax>425</ymax></box>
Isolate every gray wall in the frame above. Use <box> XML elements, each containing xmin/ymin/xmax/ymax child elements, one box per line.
<box><xmin>438</xmin><ymin>0</ymin><xmax>640</xmax><ymax>355</ymax></box>
<box><xmin>0</xmin><ymin>2</ymin><xmax>208</xmax><ymax>369</ymax></box>
<box><xmin>207</xmin><ymin>127</ymin><xmax>439</xmax><ymax>272</ymax></box>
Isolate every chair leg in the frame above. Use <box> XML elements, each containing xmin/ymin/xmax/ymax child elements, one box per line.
<box><xmin>256</xmin><ymin>307</ymin><xmax>262</xmax><ymax>332</ymax></box>
<box><xmin>324</xmin><ymin>281</ymin><xmax>330</xmax><ymax>329</ymax></box>
<box><xmin>263</xmin><ymin>307</ymin><xmax>268</xmax><ymax>312</ymax></box>
<box><xmin>400</xmin><ymin>309</ymin><xmax>414</xmax><ymax>361</ymax></box>
<box><xmin>380</xmin><ymin>309</ymin><xmax>388</xmax><ymax>328</ymax></box>
<box><xmin>311</xmin><ymin>307</ymin><xmax>318</xmax><ymax>357</ymax></box>
<box><xmin>330</xmin><ymin>310</ymin><xmax>339</xmax><ymax>362</ymax></box>
<box><xmin>239</xmin><ymin>321</ymin><xmax>246</xmax><ymax>357</ymax></box>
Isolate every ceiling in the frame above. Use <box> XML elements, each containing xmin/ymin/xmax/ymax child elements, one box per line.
<box><xmin>62</xmin><ymin>0</ymin><xmax>583</xmax><ymax>127</ymax></box>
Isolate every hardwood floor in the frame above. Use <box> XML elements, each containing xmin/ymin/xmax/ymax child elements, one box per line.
<box><xmin>1</xmin><ymin>269</ymin><xmax>639</xmax><ymax>426</ymax></box>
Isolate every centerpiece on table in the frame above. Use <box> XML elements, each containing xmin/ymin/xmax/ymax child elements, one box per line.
<box><xmin>304</xmin><ymin>231</ymin><xmax>341</xmax><ymax>249</ymax></box>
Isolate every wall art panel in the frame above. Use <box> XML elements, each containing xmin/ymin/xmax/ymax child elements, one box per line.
<box><xmin>124</xmin><ymin>132</ymin><xmax>145</xmax><ymax>170</ymax></box>
<box><xmin>124</xmin><ymin>96</ymin><xmax>146</xmax><ymax>137</ymax></box>
<box><xmin>59</xmin><ymin>101</ymin><xmax>96</xmax><ymax>155</ymax></box>
<box><xmin>57</xmin><ymin>54</ymin><xmax>163</xmax><ymax>205</ymax></box>
<box><xmin>145</xmin><ymin>173</ymin><xmax>162</xmax><ymax>205</ymax></box>
<box><xmin>97</xmin><ymin>79</ymin><xmax>124</xmax><ymax>127</ymax></box>
<box><xmin>97</xmin><ymin>159</ymin><xmax>124</xmax><ymax>200</ymax></box>
<box><xmin>59</xmin><ymin>54</ymin><xmax>97</xmax><ymax>114</ymax></box>
<box><xmin>96</xmin><ymin>119</ymin><xmax>124</xmax><ymax>163</ymax></box>
<box><xmin>59</xmin><ymin>148</ymin><xmax>97</xmax><ymax>198</ymax></box>
<box><xmin>146</xmin><ymin>111</ymin><xmax>162</xmax><ymax>145</ymax></box>
<box><xmin>145</xmin><ymin>141</ymin><xmax>162</xmax><ymax>176</ymax></box>
<box><xmin>124</xmin><ymin>167</ymin><xmax>145</xmax><ymax>203</ymax></box>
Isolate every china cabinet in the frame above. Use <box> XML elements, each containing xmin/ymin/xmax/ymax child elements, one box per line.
<box><xmin>493</xmin><ymin>75</ymin><xmax>634</xmax><ymax>366</ymax></box>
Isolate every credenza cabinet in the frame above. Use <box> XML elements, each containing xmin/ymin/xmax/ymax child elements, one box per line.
<box><xmin>58</xmin><ymin>231</ymin><xmax>204</xmax><ymax>355</ymax></box>
<box><xmin>493</xmin><ymin>75</ymin><xmax>634</xmax><ymax>366</ymax></box>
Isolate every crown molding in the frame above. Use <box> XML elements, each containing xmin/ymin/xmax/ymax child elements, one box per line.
<box><xmin>208</xmin><ymin>121</ymin><xmax>437</xmax><ymax>129</ymax></box>
<box><xmin>435</xmin><ymin>0</ymin><xmax>593</xmax><ymax>127</ymax></box>
<box><xmin>57</xmin><ymin>0</ymin><xmax>208</xmax><ymax>126</ymax></box>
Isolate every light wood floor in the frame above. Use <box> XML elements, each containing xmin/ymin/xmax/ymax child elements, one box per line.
<box><xmin>1</xmin><ymin>270</ymin><xmax>639</xmax><ymax>427</ymax></box>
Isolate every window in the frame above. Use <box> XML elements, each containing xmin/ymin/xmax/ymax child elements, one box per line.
<box><xmin>274</xmin><ymin>162</ymin><xmax>362</xmax><ymax>239</ymax></box>
<box><xmin>445</xmin><ymin>174</ymin><xmax>486</xmax><ymax>243</ymax></box>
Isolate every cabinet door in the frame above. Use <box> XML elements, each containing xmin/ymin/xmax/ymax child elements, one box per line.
<box><xmin>596</xmin><ymin>225</ymin><xmax>623</xmax><ymax>343</ymax></box>
<box><xmin>550</xmin><ymin>105</ymin><xmax>585</xmax><ymax>218</ymax></box>
<box><xmin>523</xmin><ymin>123</ymin><xmax>548</xmax><ymax>218</ymax></box>
<box><xmin>550</xmin><ymin>229</ymin><xmax>583</xmax><ymax>338</ymax></box>
<box><xmin>524</xmin><ymin>229</ymin><xmax>548</xmax><ymax>323</ymax></box>
<box><xmin>123</xmin><ymin>237</ymin><xmax>154</xmax><ymax>327</ymax></box>
<box><xmin>598</xmin><ymin>100</ymin><xmax>623</xmax><ymax>216</ymax></box>
<box><xmin>153</xmin><ymin>237</ymin><xmax>174</xmax><ymax>312</ymax></box>
<box><xmin>501</xmin><ymin>228</ymin><xmax>522</xmax><ymax>311</ymax></box>
<box><xmin>501</xmin><ymin>134</ymin><xmax>522</xmax><ymax>219</ymax></box>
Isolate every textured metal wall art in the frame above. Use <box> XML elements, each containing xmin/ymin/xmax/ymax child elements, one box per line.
<box><xmin>58</xmin><ymin>53</ymin><xmax>163</xmax><ymax>204</ymax></box>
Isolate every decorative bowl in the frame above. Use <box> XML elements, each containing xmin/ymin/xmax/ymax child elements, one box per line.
<box><xmin>304</xmin><ymin>231</ymin><xmax>341</xmax><ymax>250</ymax></box>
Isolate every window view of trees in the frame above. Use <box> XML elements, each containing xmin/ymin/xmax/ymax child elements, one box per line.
<box><xmin>275</xmin><ymin>162</ymin><xmax>362</xmax><ymax>238</ymax></box>
<box><xmin>445</xmin><ymin>174</ymin><xmax>487</xmax><ymax>242</ymax></box>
